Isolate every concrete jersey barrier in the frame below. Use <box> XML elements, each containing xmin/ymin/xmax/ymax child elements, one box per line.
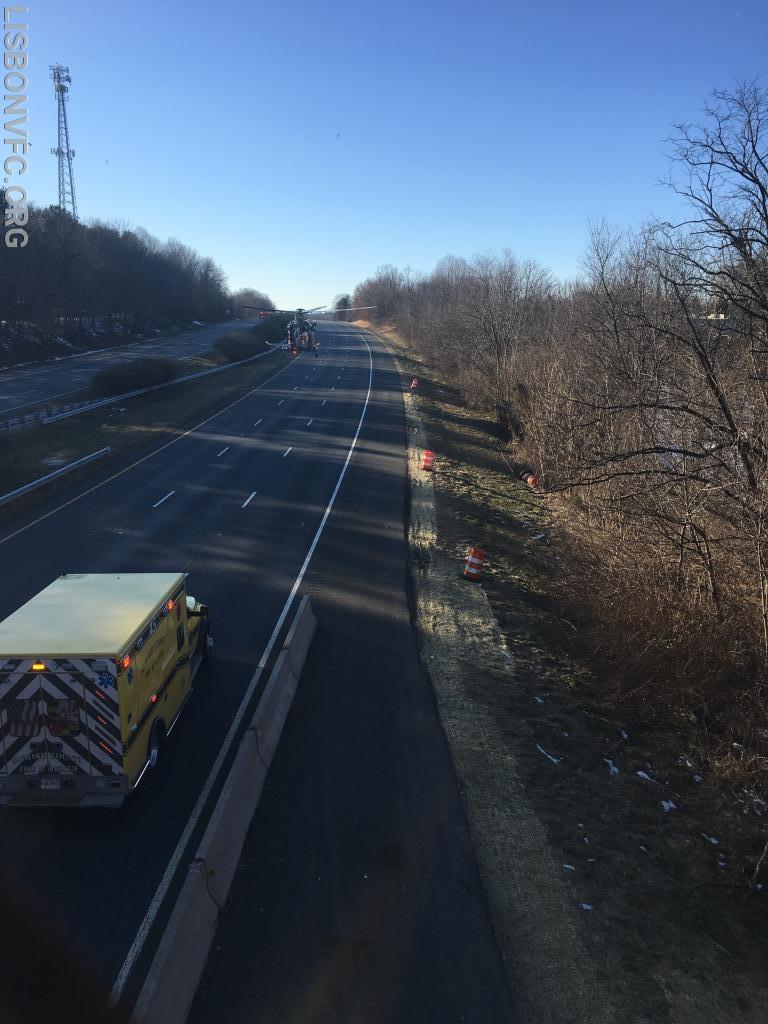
<box><xmin>133</xmin><ymin>594</ymin><xmax>317</xmax><ymax>1024</ymax></box>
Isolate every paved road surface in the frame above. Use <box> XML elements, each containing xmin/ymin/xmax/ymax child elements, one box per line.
<box><xmin>0</xmin><ymin>318</ymin><xmax>261</xmax><ymax>416</ymax></box>
<box><xmin>0</xmin><ymin>324</ymin><xmax>515</xmax><ymax>1020</ymax></box>
<box><xmin>190</xmin><ymin>326</ymin><xmax>515</xmax><ymax>1023</ymax></box>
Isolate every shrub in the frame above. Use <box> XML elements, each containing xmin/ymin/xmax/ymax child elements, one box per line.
<box><xmin>90</xmin><ymin>357</ymin><xmax>183</xmax><ymax>397</ymax></box>
<box><xmin>213</xmin><ymin>317</ymin><xmax>287</xmax><ymax>361</ymax></box>
<box><xmin>214</xmin><ymin>330</ymin><xmax>268</xmax><ymax>363</ymax></box>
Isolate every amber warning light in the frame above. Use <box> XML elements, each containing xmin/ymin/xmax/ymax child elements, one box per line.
<box><xmin>32</xmin><ymin>662</ymin><xmax>46</xmax><ymax>672</ymax></box>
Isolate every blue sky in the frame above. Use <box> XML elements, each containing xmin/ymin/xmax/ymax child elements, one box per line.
<box><xmin>17</xmin><ymin>0</ymin><xmax>768</xmax><ymax>307</ymax></box>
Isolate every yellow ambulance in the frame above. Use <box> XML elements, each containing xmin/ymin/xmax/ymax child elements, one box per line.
<box><xmin>0</xmin><ymin>573</ymin><xmax>211</xmax><ymax>808</ymax></box>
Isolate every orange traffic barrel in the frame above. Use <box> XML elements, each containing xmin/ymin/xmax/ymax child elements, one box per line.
<box><xmin>411</xmin><ymin>378</ymin><xmax>419</xmax><ymax>389</ymax></box>
<box><xmin>421</xmin><ymin>449</ymin><xmax>435</xmax><ymax>471</ymax></box>
<box><xmin>463</xmin><ymin>546</ymin><xmax>487</xmax><ymax>581</ymax></box>
<box><xmin>519</xmin><ymin>470</ymin><xmax>540</xmax><ymax>488</ymax></box>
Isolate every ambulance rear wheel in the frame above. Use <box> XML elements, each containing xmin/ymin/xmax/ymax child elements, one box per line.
<box><xmin>148</xmin><ymin>721</ymin><xmax>165</xmax><ymax>768</ymax></box>
<box><xmin>197</xmin><ymin>620</ymin><xmax>211</xmax><ymax>663</ymax></box>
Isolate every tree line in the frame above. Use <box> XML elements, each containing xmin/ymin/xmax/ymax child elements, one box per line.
<box><xmin>352</xmin><ymin>81</ymin><xmax>768</xmax><ymax>761</ymax></box>
<box><xmin>0</xmin><ymin>201</ymin><xmax>273</xmax><ymax>363</ymax></box>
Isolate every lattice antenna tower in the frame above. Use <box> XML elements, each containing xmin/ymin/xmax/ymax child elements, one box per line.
<box><xmin>50</xmin><ymin>64</ymin><xmax>78</xmax><ymax>219</ymax></box>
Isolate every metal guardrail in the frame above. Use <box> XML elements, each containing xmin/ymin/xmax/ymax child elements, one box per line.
<box><xmin>0</xmin><ymin>447</ymin><xmax>112</xmax><ymax>507</ymax></box>
<box><xmin>0</xmin><ymin>344</ymin><xmax>279</xmax><ymax>434</ymax></box>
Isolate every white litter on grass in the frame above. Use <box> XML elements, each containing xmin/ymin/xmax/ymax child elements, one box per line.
<box><xmin>661</xmin><ymin>800</ymin><xmax>677</xmax><ymax>813</ymax></box>
<box><xmin>533</xmin><ymin>695</ymin><xmax>545</xmax><ymax>704</ymax></box>
<box><xmin>693</xmin><ymin>774</ymin><xmax>703</xmax><ymax>783</ymax></box>
<box><xmin>583</xmin><ymin>836</ymin><xmax>590</xmax><ymax>844</ymax></box>
<box><xmin>536</xmin><ymin>744</ymin><xmax>561</xmax><ymax>766</ymax></box>
<box><xmin>579</xmin><ymin>903</ymin><xmax>592</xmax><ymax>911</ymax></box>
<box><xmin>640</xmin><ymin>845</ymin><xmax>648</xmax><ymax>853</ymax></box>
<box><xmin>620</xmin><ymin>729</ymin><xmax>629</xmax><ymax>741</ymax></box>
<box><xmin>702</xmin><ymin>834</ymin><xmax>720</xmax><ymax>845</ymax></box>
<box><xmin>737</xmin><ymin>790</ymin><xmax>766</xmax><ymax>817</ymax></box>
<box><xmin>563</xmin><ymin>864</ymin><xmax>576</xmax><ymax>871</ymax></box>
<box><xmin>636</xmin><ymin>770</ymin><xmax>653</xmax><ymax>782</ymax></box>
<box><xmin>605</xmin><ymin>758</ymin><xmax>620</xmax><ymax>775</ymax></box>
<box><xmin>678</xmin><ymin>755</ymin><xmax>695</xmax><ymax>769</ymax></box>
<box><xmin>718</xmin><ymin>861</ymin><xmax>728</xmax><ymax>869</ymax></box>
<box><xmin>531</xmin><ymin>533</ymin><xmax>547</xmax><ymax>542</ymax></box>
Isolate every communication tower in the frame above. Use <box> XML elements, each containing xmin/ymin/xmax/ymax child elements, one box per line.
<box><xmin>50</xmin><ymin>64</ymin><xmax>78</xmax><ymax>219</ymax></box>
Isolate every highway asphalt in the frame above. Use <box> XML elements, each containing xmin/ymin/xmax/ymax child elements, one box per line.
<box><xmin>0</xmin><ymin>324</ymin><xmax>514</xmax><ymax>1020</ymax></box>
<box><xmin>0</xmin><ymin>318</ymin><xmax>261</xmax><ymax>417</ymax></box>
<box><xmin>190</xmin><ymin>327</ymin><xmax>515</xmax><ymax>1023</ymax></box>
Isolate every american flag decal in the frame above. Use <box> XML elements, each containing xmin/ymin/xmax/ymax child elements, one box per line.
<box><xmin>6</xmin><ymin>699</ymin><xmax>40</xmax><ymax>739</ymax></box>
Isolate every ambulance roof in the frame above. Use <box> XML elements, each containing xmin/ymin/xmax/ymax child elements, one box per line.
<box><xmin>0</xmin><ymin>573</ymin><xmax>186</xmax><ymax>658</ymax></box>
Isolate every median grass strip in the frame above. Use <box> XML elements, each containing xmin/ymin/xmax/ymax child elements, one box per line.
<box><xmin>0</xmin><ymin>347</ymin><xmax>289</xmax><ymax>516</ymax></box>
<box><xmin>368</xmin><ymin>322</ymin><xmax>768</xmax><ymax>1024</ymax></box>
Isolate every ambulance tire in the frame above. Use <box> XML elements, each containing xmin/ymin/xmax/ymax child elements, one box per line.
<box><xmin>148</xmin><ymin>720</ymin><xmax>165</xmax><ymax>769</ymax></box>
<box><xmin>201</xmin><ymin>623</ymin><xmax>211</xmax><ymax>664</ymax></box>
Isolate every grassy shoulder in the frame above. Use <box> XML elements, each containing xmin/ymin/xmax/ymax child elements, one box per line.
<box><xmin>365</xmin><ymin>321</ymin><xmax>768</xmax><ymax>1024</ymax></box>
<box><xmin>0</xmin><ymin>347</ymin><xmax>288</xmax><ymax>514</ymax></box>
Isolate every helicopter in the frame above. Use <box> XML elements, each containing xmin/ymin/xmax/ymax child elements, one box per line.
<box><xmin>240</xmin><ymin>304</ymin><xmax>378</xmax><ymax>355</ymax></box>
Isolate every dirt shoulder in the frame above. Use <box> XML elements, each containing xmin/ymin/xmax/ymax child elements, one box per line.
<box><xmin>364</xmin><ymin>322</ymin><xmax>768</xmax><ymax>1024</ymax></box>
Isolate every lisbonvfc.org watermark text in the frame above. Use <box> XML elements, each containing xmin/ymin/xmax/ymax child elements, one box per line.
<box><xmin>4</xmin><ymin>5</ymin><xmax>29</xmax><ymax>248</ymax></box>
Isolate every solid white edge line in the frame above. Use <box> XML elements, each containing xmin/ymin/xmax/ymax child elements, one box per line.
<box><xmin>132</xmin><ymin>758</ymin><xmax>152</xmax><ymax>789</ymax></box>
<box><xmin>111</xmin><ymin>330</ymin><xmax>374</xmax><ymax>1001</ymax></box>
<box><xmin>152</xmin><ymin>490</ymin><xmax>175</xmax><ymax>509</ymax></box>
<box><xmin>241</xmin><ymin>491</ymin><xmax>257</xmax><ymax>509</ymax></box>
<box><xmin>0</xmin><ymin>350</ymin><xmax>297</xmax><ymax>547</ymax></box>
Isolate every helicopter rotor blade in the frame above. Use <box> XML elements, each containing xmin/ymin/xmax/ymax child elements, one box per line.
<box><xmin>240</xmin><ymin>305</ymin><xmax>294</xmax><ymax>315</ymax></box>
